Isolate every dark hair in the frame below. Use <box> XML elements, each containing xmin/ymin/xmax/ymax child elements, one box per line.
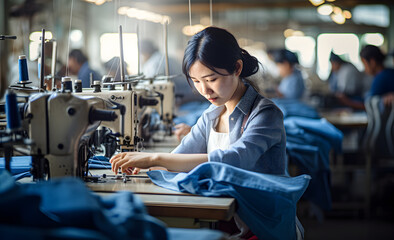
<box><xmin>360</xmin><ymin>45</ymin><xmax>386</xmax><ymax>64</ymax></box>
<box><xmin>182</xmin><ymin>27</ymin><xmax>259</xmax><ymax>82</ymax></box>
<box><xmin>329</xmin><ymin>51</ymin><xmax>346</xmax><ymax>64</ymax></box>
<box><xmin>69</xmin><ymin>49</ymin><xmax>88</xmax><ymax>64</ymax></box>
<box><xmin>273</xmin><ymin>49</ymin><xmax>299</xmax><ymax>65</ymax></box>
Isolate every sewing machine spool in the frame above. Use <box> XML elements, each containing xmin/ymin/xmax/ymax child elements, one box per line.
<box><xmin>15</xmin><ymin>55</ymin><xmax>32</xmax><ymax>88</ymax></box>
<box><xmin>61</xmin><ymin>77</ymin><xmax>73</xmax><ymax>92</ymax></box>
<box><xmin>5</xmin><ymin>90</ymin><xmax>21</xmax><ymax>131</ymax></box>
<box><xmin>74</xmin><ymin>79</ymin><xmax>82</xmax><ymax>92</ymax></box>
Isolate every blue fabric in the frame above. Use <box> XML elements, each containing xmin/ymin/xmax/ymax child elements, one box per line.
<box><xmin>284</xmin><ymin>117</ymin><xmax>343</xmax><ymax>210</ymax></box>
<box><xmin>367</xmin><ymin>68</ymin><xmax>394</xmax><ymax>98</ymax></box>
<box><xmin>173</xmin><ymin>84</ymin><xmax>287</xmax><ymax>175</ymax></box>
<box><xmin>148</xmin><ymin>162</ymin><xmax>311</xmax><ymax>240</ymax></box>
<box><xmin>88</xmin><ymin>156</ymin><xmax>111</xmax><ymax>169</ymax></box>
<box><xmin>0</xmin><ymin>171</ymin><xmax>167</xmax><ymax>239</ymax></box>
<box><xmin>277</xmin><ymin>68</ymin><xmax>305</xmax><ymax>99</ymax></box>
<box><xmin>0</xmin><ymin>156</ymin><xmax>32</xmax><ymax>175</ymax></box>
<box><xmin>0</xmin><ymin>171</ymin><xmax>223</xmax><ymax>240</ymax></box>
<box><xmin>271</xmin><ymin>98</ymin><xmax>320</xmax><ymax>119</ymax></box>
<box><xmin>79</xmin><ymin>62</ymin><xmax>102</xmax><ymax>88</ymax></box>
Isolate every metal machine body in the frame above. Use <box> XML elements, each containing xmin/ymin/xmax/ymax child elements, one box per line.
<box><xmin>25</xmin><ymin>92</ymin><xmax>117</xmax><ymax>179</ymax></box>
<box><xmin>75</xmin><ymin>89</ymin><xmax>141</xmax><ymax>152</ymax></box>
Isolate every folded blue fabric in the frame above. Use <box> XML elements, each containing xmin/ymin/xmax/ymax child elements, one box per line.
<box><xmin>148</xmin><ymin>162</ymin><xmax>311</xmax><ymax>240</ymax></box>
<box><xmin>284</xmin><ymin>117</ymin><xmax>343</xmax><ymax>210</ymax></box>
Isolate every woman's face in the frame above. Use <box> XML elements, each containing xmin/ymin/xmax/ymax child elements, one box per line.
<box><xmin>276</xmin><ymin>61</ymin><xmax>293</xmax><ymax>78</ymax></box>
<box><xmin>189</xmin><ymin>60</ymin><xmax>241</xmax><ymax>106</ymax></box>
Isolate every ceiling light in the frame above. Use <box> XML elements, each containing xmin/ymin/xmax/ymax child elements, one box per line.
<box><xmin>342</xmin><ymin>10</ymin><xmax>352</xmax><ymax>19</ymax></box>
<box><xmin>331</xmin><ymin>12</ymin><xmax>346</xmax><ymax>24</ymax></box>
<box><xmin>309</xmin><ymin>0</ymin><xmax>324</xmax><ymax>7</ymax></box>
<box><xmin>317</xmin><ymin>4</ymin><xmax>333</xmax><ymax>16</ymax></box>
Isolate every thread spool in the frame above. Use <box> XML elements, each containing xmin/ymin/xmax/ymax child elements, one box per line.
<box><xmin>5</xmin><ymin>90</ymin><xmax>21</xmax><ymax>131</ymax></box>
<box><xmin>18</xmin><ymin>55</ymin><xmax>29</xmax><ymax>83</ymax></box>
<box><xmin>62</xmin><ymin>77</ymin><xmax>73</xmax><ymax>92</ymax></box>
<box><xmin>74</xmin><ymin>79</ymin><xmax>82</xmax><ymax>92</ymax></box>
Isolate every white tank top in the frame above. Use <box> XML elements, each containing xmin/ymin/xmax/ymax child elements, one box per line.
<box><xmin>207</xmin><ymin>118</ymin><xmax>230</xmax><ymax>154</ymax></box>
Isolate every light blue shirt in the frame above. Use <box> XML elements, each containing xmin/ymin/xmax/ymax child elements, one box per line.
<box><xmin>278</xmin><ymin>68</ymin><xmax>305</xmax><ymax>99</ymax></box>
<box><xmin>172</xmin><ymin>84</ymin><xmax>287</xmax><ymax>175</ymax></box>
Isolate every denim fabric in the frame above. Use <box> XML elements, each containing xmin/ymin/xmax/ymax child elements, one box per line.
<box><xmin>271</xmin><ymin>98</ymin><xmax>320</xmax><ymax>119</ymax></box>
<box><xmin>285</xmin><ymin>117</ymin><xmax>343</xmax><ymax>210</ymax></box>
<box><xmin>148</xmin><ymin>162</ymin><xmax>311</xmax><ymax>240</ymax></box>
<box><xmin>173</xmin><ymin>84</ymin><xmax>287</xmax><ymax>175</ymax></box>
<box><xmin>0</xmin><ymin>171</ymin><xmax>223</xmax><ymax>240</ymax></box>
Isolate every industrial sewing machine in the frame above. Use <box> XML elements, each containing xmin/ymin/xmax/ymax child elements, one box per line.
<box><xmin>18</xmin><ymin>92</ymin><xmax>119</xmax><ymax>180</ymax></box>
<box><xmin>74</xmin><ymin>77</ymin><xmax>174</xmax><ymax>154</ymax></box>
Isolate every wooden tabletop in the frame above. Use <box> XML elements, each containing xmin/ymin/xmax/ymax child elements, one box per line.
<box><xmin>87</xmin><ymin>169</ymin><xmax>236</xmax><ymax>221</ymax></box>
<box><xmin>320</xmin><ymin>109</ymin><xmax>368</xmax><ymax>129</ymax></box>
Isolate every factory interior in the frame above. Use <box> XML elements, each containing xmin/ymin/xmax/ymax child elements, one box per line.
<box><xmin>0</xmin><ymin>0</ymin><xmax>394</xmax><ymax>239</ymax></box>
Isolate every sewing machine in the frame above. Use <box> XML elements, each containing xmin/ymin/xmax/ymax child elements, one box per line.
<box><xmin>20</xmin><ymin>92</ymin><xmax>118</xmax><ymax>179</ymax></box>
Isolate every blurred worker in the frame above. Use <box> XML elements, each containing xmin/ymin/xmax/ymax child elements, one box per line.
<box><xmin>328</xmin><ymin>52</ymin><xmax>367</xmax><ymax>109</ymax></box>
<box><xmin>68</xmin><ymin>49</ymin><xmax>101</xmax><ymax>88</ymax></box>
<box><xmin>361</xmin><ymin>45</ymin><xmax>394</xmax><ymax>107</ymax></box>
<box><xmin>273</xmin><ymin>49</ymin><xmax>305</xmax><ymax>99</ymax></box>
<box><xmin>140</xmin><ymin>39</ymin><xmax>204</xmax><ymax>105</ymax></box>
<box><xmin>103</xmin><ymin>56</ymin><xmax>127</xmax><ymax>82</ymax></box>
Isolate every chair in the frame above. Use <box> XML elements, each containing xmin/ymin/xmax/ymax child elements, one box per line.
<box><xmin>363</xmin><ymin>96</ymin><xmax>394</xmax><ymax>218</ymax></box>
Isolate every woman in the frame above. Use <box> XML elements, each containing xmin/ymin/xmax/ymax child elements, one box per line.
<box><xmin>273</xmin><ymin>49</ymin><xmax>305</xmax><ymax>99</ymax></box>
<box><xmin>111</xmin><ymin>26</ymin><xmax>286</xmax><ymax>177</ymax></box>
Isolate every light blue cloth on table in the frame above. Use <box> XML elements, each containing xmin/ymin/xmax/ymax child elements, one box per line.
<box><xmin>0</xmin><ymin>171</ymin><xmax>223</xmax><ymax>240</ymax></box>
<box><xmin>271</xmin><ymin>98</ymin><xmax>320</xmax><ymax>119</ymax></box>
<box><xmin>148</xmin><ymin>162</ymin><xmax>311</xmax><ymax>240</ymax></box>
<box><xmin>284</xmin><ymin>117</ymin><xmax>343</xmax><ymax>210</ymax></box>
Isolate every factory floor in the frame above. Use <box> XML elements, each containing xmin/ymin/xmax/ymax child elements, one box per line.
<box><xmin>302</xmin><ymin>216</ymin><xmax>394</xmax><ymax>240</ymax></box>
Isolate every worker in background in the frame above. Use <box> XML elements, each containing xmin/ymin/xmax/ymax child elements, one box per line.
<box><xmin>328</xmin><ymin>52</ymin><xmax>368</xmax><ymax>110</ymax></box>
<box><xmin>361</xmin><ymin>45</ymin><xmax>394</xmax><ymax>107</ymax></box>
<box><xmin>67</xmin><ymin>49</ymin><xmax>101</xmax><ymax>88</ymax></box>
<box><xmin>273</xmin><ymin>49</ymin><xmax>305</xmax><ymax>99</ymax></box>
<box><xmin>111</xmin><ymin>26</ymin><xmax>289</xmax><ymax>238</ymax></box>
<box><xmin>103</xmin><ymin>56</ymin><xmax>127</xmax><ymax>82</ymax></box>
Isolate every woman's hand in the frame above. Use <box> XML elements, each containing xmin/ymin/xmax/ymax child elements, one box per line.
<box><xmin>110</xmin><ymin>152</ymin><xmax>156</xmax><ymax>174</ymax></box>
<box><xmin>174</xmin><ymin>123</ymin><xmax>192</xmax><ymax>142</ymax></box>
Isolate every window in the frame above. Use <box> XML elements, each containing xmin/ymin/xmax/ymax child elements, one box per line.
<box><xmin>285</xmin><ymin>36</ymin><xmax>316</xmax><ymax>68</ymax></box>
<box><xmin>317</xmin><ymin>33</ymin><xmax>361</xmax><ymax>80</ymax></box>
<box><xmin>100</xmin><ymin>33</ymin><xmax>138</xmax><ymax>75</ymax></box>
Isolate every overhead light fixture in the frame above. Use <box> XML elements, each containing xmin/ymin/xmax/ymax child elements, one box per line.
<box><xmin>331</xmin><ymin>12</ymin><xmax>346</xmax><ymax>24</ymax></box>
<box><xmin>342</xmin><ymin>10</ymin><xmax>352</xmax><ymax>19</ymax></box>
<box><xmin>317</xmin><ymin>4</ymin><xmax>333</xmax><ymax>16</ymax></box>
<box><xmin>309</xmin><ymin>0</ymin><xmax>324</xmax><ymax>7</ymax></box>
<box><xmin>118</xmin><ymin>6</ymin><xmax>171</xmax><ymax>24</ymax></box>
<box><xmin>182</xmin><ymin>24</ymin><xmax>205</xmax><ymax>36</ymax></box>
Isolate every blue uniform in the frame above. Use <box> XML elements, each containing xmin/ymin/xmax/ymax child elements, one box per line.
<box><xmin>367</xmin><ymin>68</ymin><xmax>394</xmax><ymax>98</ymax></box>
<box><xmin>278</xmin><ymin>68</ymin><xmax>305</xmax><ymax>99</ymax></box>
<box><xmin>79</xmin><ymin>62</ymin><xmax>101</xmax><ymax>88</ymax></box>
<box><xmin>172</xmin><ymin>84</ymin><xmax>287</xmax><ymax>175</ymax></box>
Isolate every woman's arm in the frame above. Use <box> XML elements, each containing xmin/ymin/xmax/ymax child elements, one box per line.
<box><xmin>110</xmin><ymin>152</ymin><xmax>208</xmax><ymax>174</ymax></box>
